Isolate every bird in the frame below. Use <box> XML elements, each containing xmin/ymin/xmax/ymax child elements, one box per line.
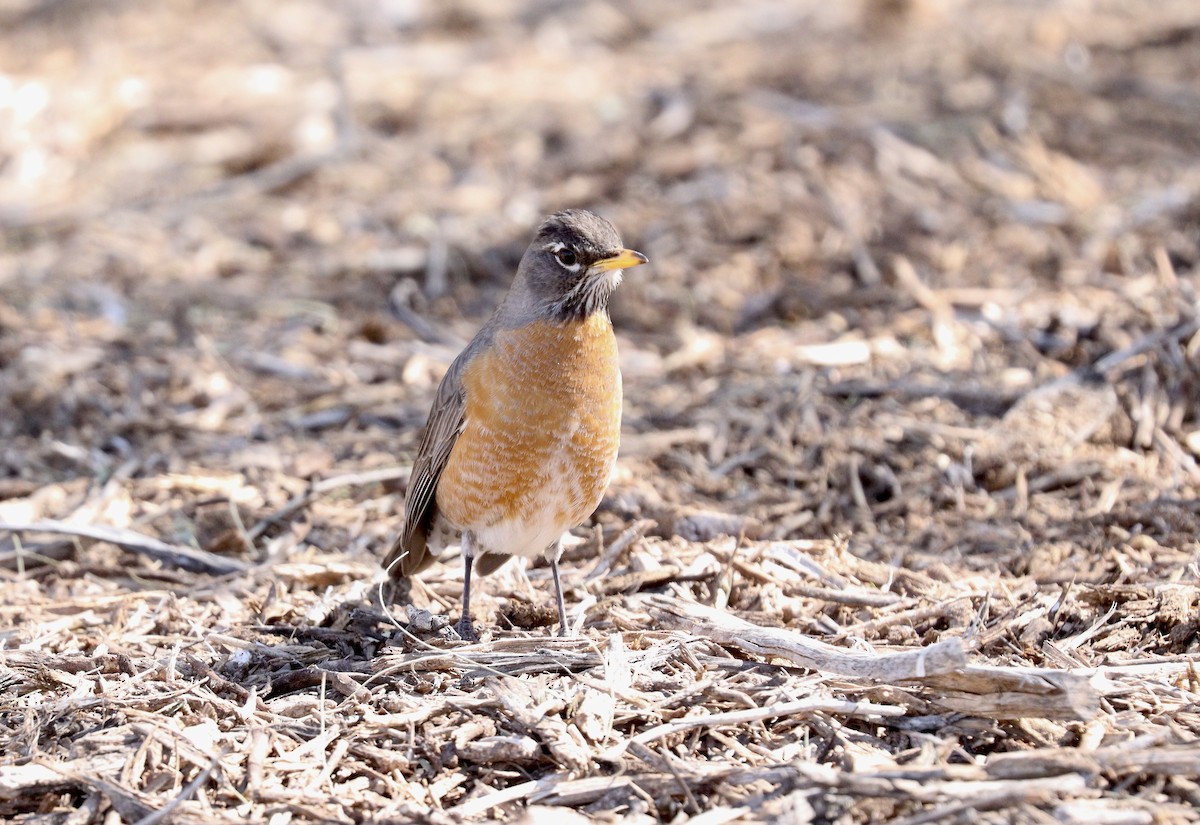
<box><xmin>382</xmin><ymin>209</ymin><xmax>648</xmax><ymax>641</ymax></box>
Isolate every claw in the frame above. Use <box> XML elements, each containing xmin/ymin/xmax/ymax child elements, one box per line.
<box><xmin>455</xmin><ymin>615</ymin><xmax>478</xmax><ymax>642</ymax></box>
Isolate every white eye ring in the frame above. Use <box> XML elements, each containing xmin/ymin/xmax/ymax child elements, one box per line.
<box><xmin>545</xmin><ymin>241</ymin><xmax>581</xmax><ymax>272</ymax></box>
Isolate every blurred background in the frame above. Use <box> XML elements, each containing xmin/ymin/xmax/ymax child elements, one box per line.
<box><xmin>1</xmin><ymin>0</ymin><xmax>1198</xmax><ymax>577</ymax></box>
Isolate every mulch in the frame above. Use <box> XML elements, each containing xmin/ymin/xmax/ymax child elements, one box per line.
<box><xmin>1</xmin><ymin>1</ymin><xmax>1198</xmax><ymax>822</ymax></box>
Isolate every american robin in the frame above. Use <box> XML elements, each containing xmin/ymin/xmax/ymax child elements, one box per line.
<box><xmin>382</xmin><ymin>210</ymin><xmax>648</xmax><ymax>640</ymax></box>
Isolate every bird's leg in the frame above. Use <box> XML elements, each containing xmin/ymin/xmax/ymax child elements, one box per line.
<box><xmin>547</xmin><ymin>539</ymin><xmax>569</xmax><ymax>637</ymax></box>
<box><xmin>456</xmin><ymin>531</ymin><xmax>478</xmax><ymax>642</ymax></box>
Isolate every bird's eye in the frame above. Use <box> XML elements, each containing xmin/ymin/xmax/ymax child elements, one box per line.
<box><xmin>555</xmin><ymin>248</ymin><xmax>578</xmax><ymax>268</ymax></box>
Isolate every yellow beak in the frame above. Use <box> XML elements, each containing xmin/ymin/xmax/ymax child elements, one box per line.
<box><xmin>593</xmin><ymin>248</ymin><xmax>649</xmax><ymax>272</ymax></box>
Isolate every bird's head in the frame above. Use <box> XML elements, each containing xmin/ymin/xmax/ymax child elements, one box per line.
<box><xmin>510</xmin><ymin>209</ymin><xmax>648</xmax><ymax>323</ymax></box>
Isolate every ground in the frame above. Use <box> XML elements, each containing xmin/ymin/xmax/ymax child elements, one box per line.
<box><xmin>1</xmin><ymin>0</ymin><xmax>1199</xmax><ymax>822</ymax></box>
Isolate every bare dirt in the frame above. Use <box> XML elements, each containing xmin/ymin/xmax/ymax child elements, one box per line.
<box><xmin>1</xmin><ymin>1</ymin><xmax>1199</xmax><ymax>822</ymax></box>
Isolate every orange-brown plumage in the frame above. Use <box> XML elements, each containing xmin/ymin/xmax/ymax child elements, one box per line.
<box><xmin>381</xmin><ymin>209</ymin><xmax>647</xmax><ymax>639</ymax></box>
<box><xmin>437</xmin><ymin>314</ymin><xmax>621</xmax><ymax>537</ymax></box>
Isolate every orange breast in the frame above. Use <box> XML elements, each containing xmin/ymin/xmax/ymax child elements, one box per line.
<box><xmin>436</xmin><ymin>314</ymin><xmax>622</xmax><ymax>550</ymax></box>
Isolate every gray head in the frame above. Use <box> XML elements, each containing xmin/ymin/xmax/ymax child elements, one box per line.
<box><xmin>505</xmin><ymin>209</ymin><xmax>648</xmax><ymax>323</ymax></box>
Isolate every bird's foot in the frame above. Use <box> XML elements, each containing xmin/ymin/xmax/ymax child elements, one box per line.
<box><xmin>454</xmin><ymin>615</ymin><xmax>479</xmax><ymax>642</ymax></box>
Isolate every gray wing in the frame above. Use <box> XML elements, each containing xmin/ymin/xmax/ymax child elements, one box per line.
<box><xmin>382</xmin><ymin>327</ymin><xmax>493</xmax><ymax>579</ymax></box>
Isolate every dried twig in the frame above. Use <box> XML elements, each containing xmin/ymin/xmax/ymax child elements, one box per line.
<box><xmin>647</xmin><ymin>596</ymin><xmax>967</xmax><ymax>680</ymax></box>
<box><xmin>0</xmin><ymin>520</ymin><xmax>248</xmax><ymax>575</ymax></box>
<box><xmin>603</xmin><ymin>696</ymin><xmax>905</xmax><ymax>759</ymax></box>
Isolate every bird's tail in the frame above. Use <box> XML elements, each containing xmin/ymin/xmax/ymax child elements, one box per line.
<box><xmin>380</xmin><ymin>531</ymin><xmax>432</xmax><ymax>580</ymax></box>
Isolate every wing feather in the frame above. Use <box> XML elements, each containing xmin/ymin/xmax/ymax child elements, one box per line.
<box><xmin>382</xmin><ymin>327</ymin><xmax>492</xmax><ymax>579</ymax></box>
